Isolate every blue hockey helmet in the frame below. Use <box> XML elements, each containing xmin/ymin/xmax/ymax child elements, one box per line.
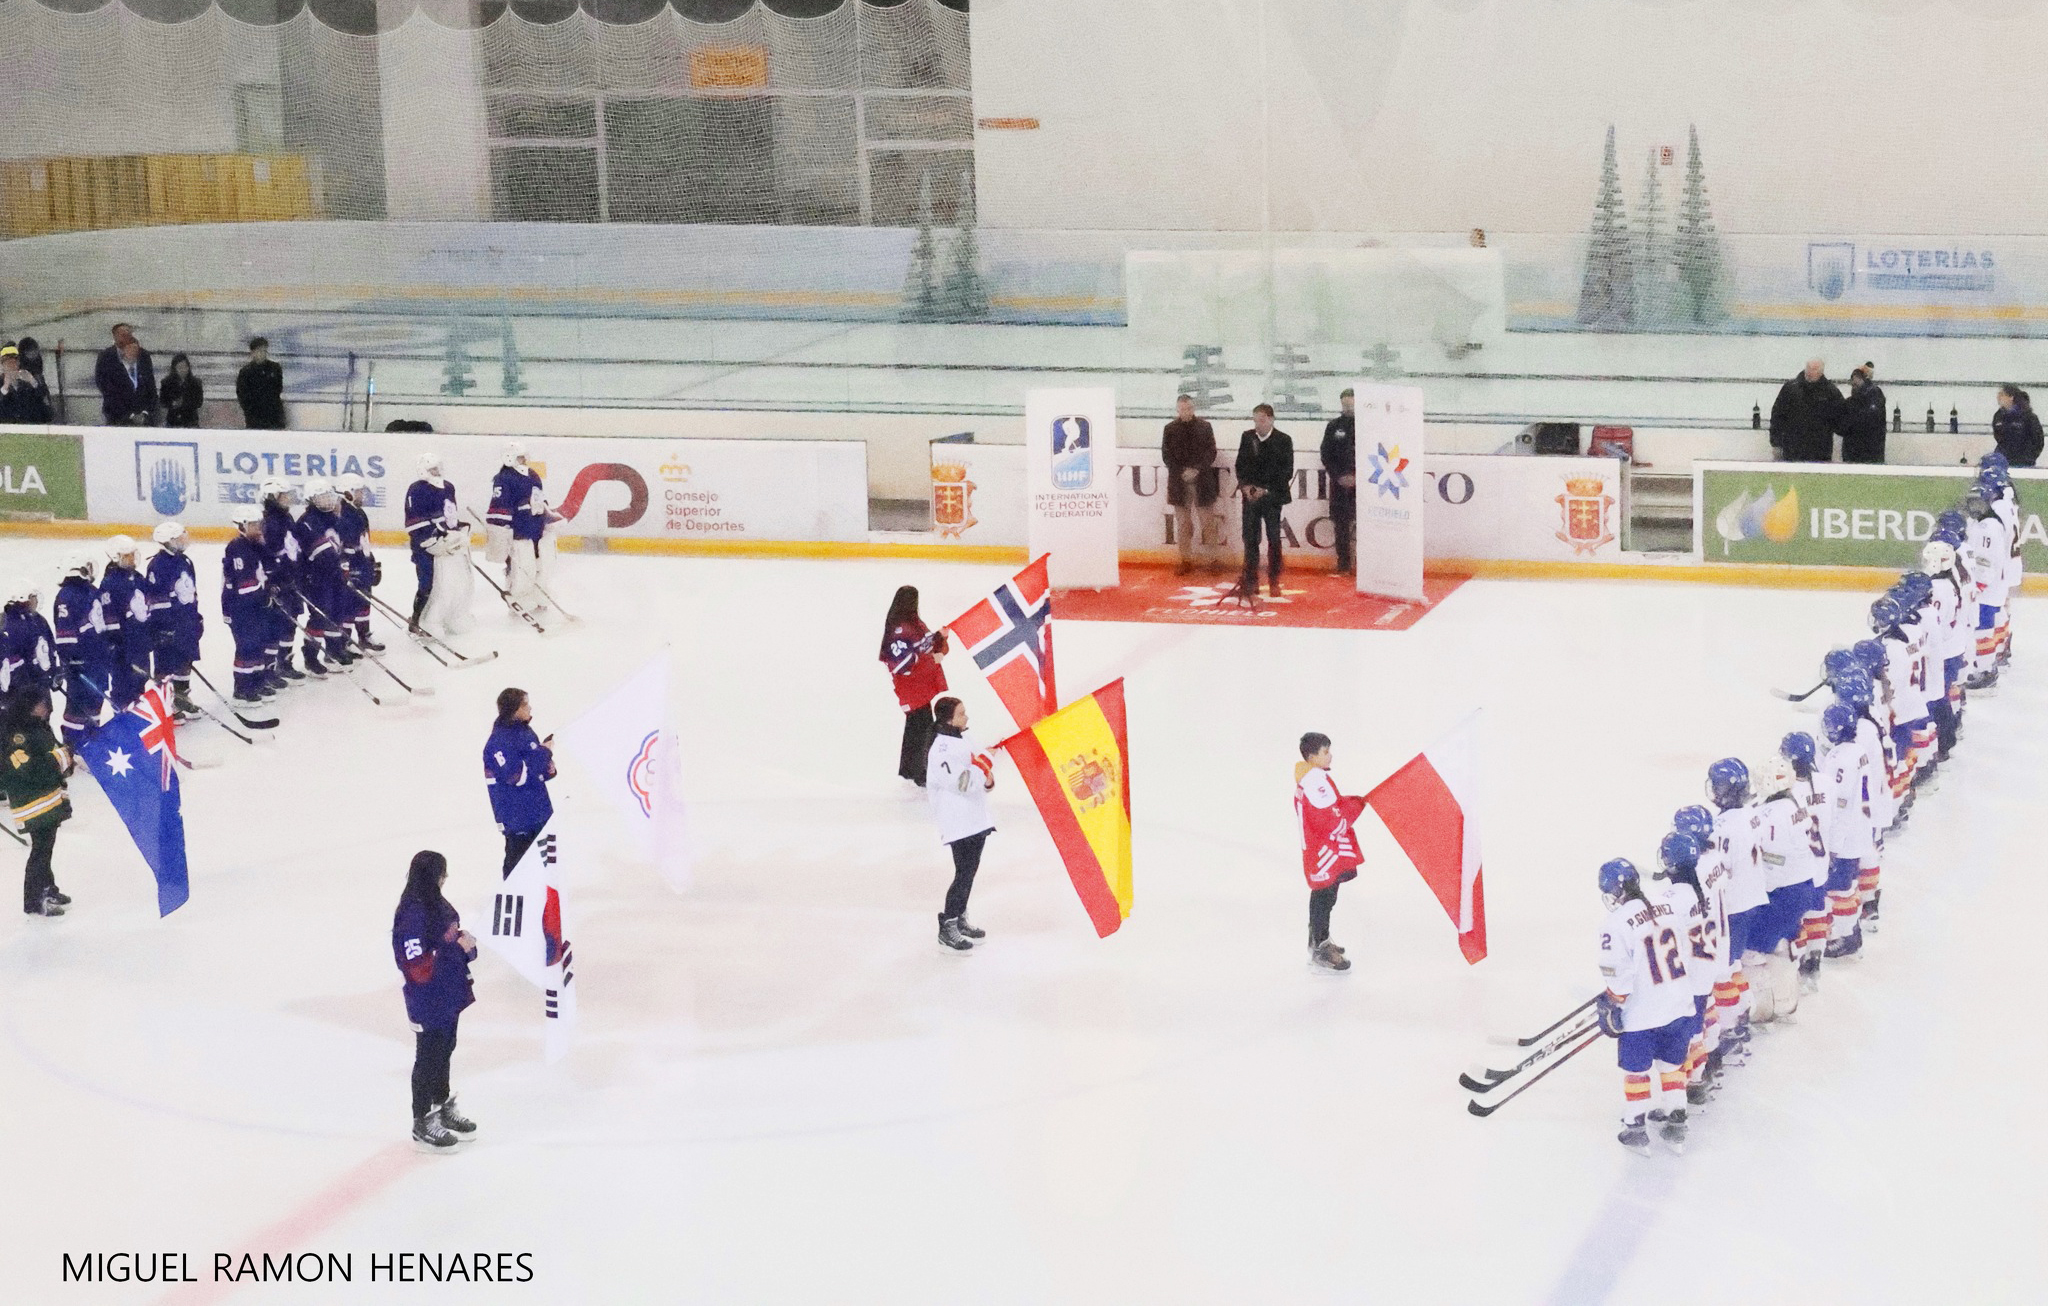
<box><xmin>1821</xmin><ymin>702</ymin><xmax>1859</xmax><ymax>746</ymax></box>
<box><xmin>1822</xmin><ymin>647</ymin><xmax>1858</xmax><ymax>682</ymax></box>
<box><xmin>1937</xmin><ymin>509</ymin><xmax>1968</xmax><ymax>535</ymax></box>
<box><xmin>1834</xmin><ymin>667</ymin><xmax>1875</xmax><ymax>713</ymax></box>
<box><xmin>1979</xmin><ymin>464</ymin><xmax>2011</xmax><ymax>491</ymax></box>
<box><xmin>1851</xmin><ymin>639</ymin><xmax>1887</xmax><ymax>675</ymax></box>
<box><xmin>1598</xmin><ymin>857</ymin><xmax>1641</xmax><ymax>905</ymax></box>
<box><xmin>1780</xmin><ymin>730</ymin><xmax>1818</xmax><ymax>777</ymax></box>
<box><xmin>1658</xmin><ymin>831</ymin><xmax>1704</xmax><ymax>879</ymax></box>
<box><xmin>1705</xmin><ymin>757</ymin><xmax>1751</xmax><ymax>810</ymax></box>
<box><xmin>1869</xmin><ymin>594</ymin><xmax>1906</xmax><ymax>633</ymax></box>
<box><xmin>1933</xmin><ymin>523</ymin><xmax>1966</xmax><ymax>549</ymax></box>
<box><xmin>1982</xmin><ymin>449</ymin><xmax>2011</xmax><ymax>473</ymax></box>
<box><xmin>1673</xmin><ymin>804</ymin><xmax>1715</xmax><ymax>845</ymax></box>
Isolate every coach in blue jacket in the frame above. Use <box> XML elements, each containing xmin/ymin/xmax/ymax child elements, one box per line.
<box><xmin>484</xmin><ymin>686</ymin><xmax>555</xmax><ymax>876</ymax></box>
<box><xmin>392</xmin><ymin>850</ymin><xmax>477</xmax><ymax>1151</ymax></box>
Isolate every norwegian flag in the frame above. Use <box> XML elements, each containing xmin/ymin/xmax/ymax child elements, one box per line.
<box><xmin>947</xmin><ymin>555</ymin><xmax>1057</xmax><ymax>730</ymax></box>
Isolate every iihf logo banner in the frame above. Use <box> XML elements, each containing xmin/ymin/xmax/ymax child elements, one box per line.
<box><xmin>1352</xmin><ymin>382</ymin><xmax>1426</xmax><ymax>603</ymax></box>
<box><xmin>558</xmin><ymin>652</ymin><xmax>692</xmax><ymax>891</ymax></box>
<box><xmin>1025</xmin><ymin>387</ymin><xmax>1119</xmax><ymax>589</ymax></box>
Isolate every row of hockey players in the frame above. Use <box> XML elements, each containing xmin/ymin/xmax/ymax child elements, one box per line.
<box><xmin>221</xmin><ymin>477</ymin><xmax>383</xmax><ymax>705</ymax></box>
<box><xmin>1594</xmin><ymin>453</ymin><xmax>2022</xmax><ymax>1157</ymax></box>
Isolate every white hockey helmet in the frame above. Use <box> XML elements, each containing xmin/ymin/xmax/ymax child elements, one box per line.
<box><xmin>152</xmin><ymin>519</ymin><xmax>188</xmax><ymax>548</ymax></box>
<box><xmin>230</xmin><ymin>505</ymin><xmax>263</xmax><ymax>529</ymax></box>
<box><xmin>418</xmin><ymin>451</ymin><xmax>443</xmax><ymax>478</ymax></box>
<box><xmin>504</xmin><ymin>441</ymin><xmax>528</xmax><ymax>466</ymax></box>
<box><xmin>1754</xmin><ymin>754</ymin><xmax>1796</xmax><ymax>799</ymax></box>
<box><xmin>260</xmin><ymin>478</ymin><xmax>291</xmax><ymax>504</ymax></box>
<box><xmin>2</xmin><ymin>576</ymin><xmax>36</xmax><ymax>605</ymax></box>
<box><xmin>105</xmin><ymin>533</ymin><xmax>139</xmax><ymax>563</ymax></box>
<box><xmin>62</xmin><ymin>550</ymin><xmax>96</xmax><ymax>579</ymax></box>
<box><xmin>337</xmin><ymin>472</ymin><xmax>368</xmax><ymax>499</ymax></box>
<box><xmin>1921</xmin><ymin>540</ymin><xmax>1956</xmax><ymax>575</ymax></box>
<box><xmin>302</xmin><ymin>477</ymin><xmax>337</xmax><ymax>507</ymax></box>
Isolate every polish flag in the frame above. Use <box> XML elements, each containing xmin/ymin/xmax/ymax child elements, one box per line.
<box><xmin>1363</xmin><ymin>714</ymin><xmax>1486</xmax><ymax>964</ymax></box>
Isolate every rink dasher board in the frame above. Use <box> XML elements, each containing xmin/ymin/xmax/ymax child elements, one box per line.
<box><xmin>928</xmin><ymin>441</ymin><xmax>1631</xmax><ymax>566</ymax></box>
<box><xmin>1694</xmin><ymin>460</ymin><xmax>2048</xmax><ymax>569</ymax></box>
<box><xmin>46</xmin><ymin>423</ymin><xmax>869</xmax><ymax>543</ymax></box>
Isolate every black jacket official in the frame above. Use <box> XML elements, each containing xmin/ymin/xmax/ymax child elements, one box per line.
<box><xmin>1321</xmin><ymin>413</ymin><xmax>1356</xmax><ymax>485</ymax></box>
<box><xmin>1770</xmin><ymin>371</ymin><xmax>1844</xmax><ymax>462</ymax></box>
<box><xmin>1235</xmin><ymin>427</ymin><xmax>1295</xmax><ymax>503</ymax></box>
<box><xmin>1838</xmin><ymin>377</ymin><xmax>1887</xmax><ymax>464</ymax></box>
<box><xmin>237</xmin><ymin>357</ymin><xmax>286</xmax><ymax>431</ymax></box>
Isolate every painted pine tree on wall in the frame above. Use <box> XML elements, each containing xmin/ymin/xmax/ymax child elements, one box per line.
<box><xmin>1635</xmin><ymin>148</ymin><xmax>1673</xmax><ymax>329</ymax></box>
<box><xmin>1673</xmin><ymin>125</ymin><xmax>1729</xmax><ymax>326</ymax></box>
<box><xmin>1576</xmin><ymin>125</ymin><xmax>1636</xmax><ymax>329</ymax></box>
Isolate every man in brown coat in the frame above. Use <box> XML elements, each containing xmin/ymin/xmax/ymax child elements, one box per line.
<box><xmin>1162</xmin><ymin>394</ymin><xmax>1221</xmax><ymax>572</ymax></box>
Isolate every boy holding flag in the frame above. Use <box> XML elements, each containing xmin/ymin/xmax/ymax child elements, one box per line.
<box><xmin>1296</xmin><ymin>731</ymin><xmax>1366</xmax><ymax>973</ymax></box>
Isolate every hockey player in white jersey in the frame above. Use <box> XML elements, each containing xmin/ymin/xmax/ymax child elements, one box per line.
<box><xmin>1778</xmin><ymin>731</ymin><xmax>1833</xmax><ymax>991</ymax></box>
<box><xmin>1704</xmin><ymin>758</ymin><xmax>1764</xmax><ymax>1065</ymax></box>
<box><xmin>1979</xmin><ymin>454</ymin><xmax>2021</xmax><ymax>665</ymax></box>
<box><xmin>1921</xmin><ymin>537</ymin><xmax>1968</xmax><ymax>761</ymax></box>
<box><xmin>1869</xmin><ymin>595</ymin><xmax>1926</xmax><ymax>802</ymax></box>
<box><xmin>1963</xmin><ymin>485</ymin><xmax>2011</xmax><ymax>690</ymax></box>
<box><xmin>1596</xmin><ymin>858</ymin><xmax>1699</xmax><ymax>1155</ymax></box>
<box><xmin>1659</xmin><ymin>814</ymin><xmax>1724</xmax><ymax>1107</ymax></box>
<box><xmin>1894</xmin><ymin>573</ymin><xmax>1941</xmax><ymax>780</ymax></box>
<box><xmin>1750</xmin><ymin>754</ymin><xmax>1826</xmax><ymax>1023</ymax></box>
<box><xmin>1817</xmin><ymin>703</ymin><xmax>1878</xmax><ymax>959</ymax></box>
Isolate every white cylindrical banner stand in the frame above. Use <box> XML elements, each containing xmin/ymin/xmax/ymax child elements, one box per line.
<box><xmin>1025</xmin><ymin>387</ymin><xmax>1120</xmax><ymax>589</ymax></box>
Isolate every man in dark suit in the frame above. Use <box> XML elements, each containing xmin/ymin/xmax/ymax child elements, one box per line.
<box><xmin>236</xmin><ymin>336</ymin><xmax>287</xmax><ymax>430</ymax></box>
<box><xmin>1234</xmin><ymin>403</ymin><xmax>1294</xmax><ymax>597</ymax></box>
<box><xmin>94</xmin><ymin>324</ymin><xmax>157</xmax><ymax>426</ymax></box>
<box><xmin>1162</xmin><ymin>393</ymin><xmax>1220</xmax><ymax>573</ymax></box>
<box><xmin>1321</xmin><ymin>388</ymin><xmax>1357</xmax><ymax>574</ymax></box>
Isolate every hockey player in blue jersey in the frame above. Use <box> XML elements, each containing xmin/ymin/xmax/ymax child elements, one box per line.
<box><xmin>144</xmin><ymin>521</ymin><xmax>203</xmax><ymax>719</ymax></box>
<box><xmin>405</xmin><ymin>453</ymin><xmax>462</xmax><ymax>633</ymax></box>
<box><xmin>486</xmin><ymin>444</ymin><xmax>554</xmax><ymax>616</ymax></box>
<box><xmin>0</xmin><ymin>579</ymin><xmax>57</xmax><ymax>714</ymax></box>
<box><xmin>337</xmin><ymin>473</ymin><xmax>383</xmax><ymax>653</ymax></box>
<box><xmin>1596</xmin><ymin>858</ymin><xmax>1698</xmax><ymax>1155</ymax></box>
<box><xmin>221</xmin><ymin>508</ymin><xmax>274</xmax><ymax>704</ymax></box>
<box><xmin>260</xmin><ymin>479</ymin><xmax>306</xmax><ymax>686</ymax></box>
<box><xmin>295</xmin><ymin>478</ymin><xmax>351</xmax><ymax>676</ymax></box>
<box><xmin>50</xmin><ymin>554</ymin><xmax>109</xmax><ymax>744</ymax></box>
<box><xmin>97</xmin><ymin>536</ymin><xmax>152</xmax><ymax>710</ymax></box>
<box><xmin>484</xmin><ymin>686</ymin><xmax>555</xmax><ymax>877</ymax></box>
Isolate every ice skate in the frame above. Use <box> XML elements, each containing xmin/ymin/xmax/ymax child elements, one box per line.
<box><xmin>1617</xmin><ymin>1123</ymin><xmax>1652</xmax><ymax>1156</ymax></box>
<box><xmin>937</xmin><ymin>915</ymin><xmax>975</xmax><ymax>952</ymax></box>
<box><xmin>302</xmin><ymin>648</ymin><xmax>331</xmax><ymax>678</ymax></box>
<box><xmin>956</xmin><ymin>918</ymin><xmax>986</xmax><ymax>940</ymax></box>
<box><xmin>1656</xmin><ymin>1110</ymin><xmax>1688</xmax><ymax>1155</ymax></box>
<box><xmin>436</xmin><ymin>1097</ymin><xmax>477</xmax><ymax>1140</ymax></box>
<box><xmin>47</xmin><ymin>889</ymin><xmax>71</xmax><ymax>906</ymax></box>
<box><xmin>1308</xmin><ymin>941</ymin><xmax>1350</xmax><ymax>973</ymax></box>
<box><xmin>27</xmin><ymin>892</ymin><xmax>65</xmax><ymax>917</ymax></box>
<box><xmin>1861</xmin><ymin>890</ymin><xmax>1881</xmax><ymax>934</ymax></box>
<box><xmin>412</xmin><ymin>1113</ymin><xmax>459</xmax><ymax>1152</ymax></box>
<box><xmin>1799</xmin><ymin>954</ymin><xmax>1822</xmax><ymax>995</ymax></box>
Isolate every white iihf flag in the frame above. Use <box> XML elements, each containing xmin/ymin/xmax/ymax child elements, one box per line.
<box><xmin>558</xmin><ymin>651</ymin><xmax>692</xmax><ymax>891</ymax></box>
<box><xmin>474</xmin><ymin>827</ymin><xmax>578</xmax><ymax>1064</ymax></box>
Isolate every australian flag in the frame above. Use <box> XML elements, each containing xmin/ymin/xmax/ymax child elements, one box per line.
<box><xmin>80</xmin><ymin>683</ymin><xmax>190</xmax><ymax>916</ymax></box>
<box><xmin>946</xmin><ymin>554</ymin><xmax>1057</xmax><ymax>730</ymax></box>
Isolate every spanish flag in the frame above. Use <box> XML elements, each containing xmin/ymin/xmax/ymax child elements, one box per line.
<box><xmin>997</xmin><ymin>679</ymin><xmax>1132</xmax><ymax>937</ymax></box>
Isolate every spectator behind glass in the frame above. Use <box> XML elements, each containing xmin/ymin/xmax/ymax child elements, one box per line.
<box><xmin>160</xmin><ymin>353</ymin><xmax>203</xmax><ymax>429</ymax></box>
<box><xmin>1838</xmin><ymin>363</ymin><xmax>1886</xmax><ymax>465</ymax></box>
<box><xmin>237</xmin><ymin>337</ymin><xmax>286</xmax><ymax>430</ymax></box>
<box><xmin>94</xmin><ymin>324</ymin><xmax>157</xmax><ymax>427</ymax></box>
<box><xmin>0</xmin><ymin>345</ymin><xmax>53</xmax><ymax>424</ymax></box>
<box><xmin>1769</xmin><ymin>358</ymin><xmax>1842</xmax><ymax>463</ymax></box>
<box><xmin>1993</xmin><ymin>385</ymin><xmax>2044</xmax><ymax>468</ymax></box>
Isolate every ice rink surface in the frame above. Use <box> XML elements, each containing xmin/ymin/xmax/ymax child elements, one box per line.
<box><xmin>1</xmin><ymin>543</ymin><xmax>2042</xmax><ymax>1304</ymax></box>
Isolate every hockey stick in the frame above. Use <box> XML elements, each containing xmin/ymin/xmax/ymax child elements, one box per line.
<box><xmin>1467</xmin><ymin>1030</ymin><xmax>1605</xmax><ymax>1118</ymax></box>
<box><xmin>1771</xmin><ymin>678</ymin><xmax>1829</xmax><ymax>703</ymax></box>
<box><xmin>181</xmin><ymin>695</ymin><xmax>258</xmax><ymax>747</ymax></box>
<box><xmin>531</xmin><ymin>577</ymin><xmax>580</xmax><ymax>624</ymax></box>
<box><xmin>351</xmin><ymin>583</ymin><xmax>498</xmax><ymax>669</ymax></box>
<box><xmin>1515</xmin><ymin>994</ymin><xmax>1600</xmax><ymax>1046</ymax></box>
<box><xmin>280</xmin><ymin>612</ymin><xmax>385</xmax><ymax>706</ymax></box>
<box><xmin>0</xmin><ymin>817</ymin><xmax>26</xmax><ymax>846</ymax></box>
<box><xmin>301</xmin><ymin>596</ymin><xmax>434</xmax><ymax>697</ymax></box>
<box><xmin>188</xmin><ymin>666</ymin><xmax>278</xmax><ymax>730</ymax></box>
<box><xmin>464</xmin><ymin>508</ymin><xmax>556</xmax><ymax>633</ymax></box>
<box><xmin>1461</xmin><ymin>1016</ymin><xmax>1602</xmax><ymax>1094</ymax></box>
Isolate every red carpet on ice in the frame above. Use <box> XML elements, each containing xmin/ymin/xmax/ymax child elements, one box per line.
<box><xmin>1056</xmin><ymin>568</ymin><xmax>1465</xmax><ymax>630</ymax></box>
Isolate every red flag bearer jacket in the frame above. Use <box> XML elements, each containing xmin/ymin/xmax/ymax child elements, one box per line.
<box><xmin>1295</xmin><ymin>762</ymin><xmax>1366</xmax><ymax>889</ymax></box>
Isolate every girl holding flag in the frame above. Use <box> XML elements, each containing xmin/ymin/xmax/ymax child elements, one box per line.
<box><xmin>881</xmin><ymin>586</ymin><xmax>949</xmax><ymax>786</ymax></box>
<box><xmin>392</xmin><ymin>850</ymin><xmax>478</xmax><ymax>1152</ymax></box>
<box><xmin>926</xmin><ymin>696</ymin><xmax>995</xmax><ymax>951</ymax></box>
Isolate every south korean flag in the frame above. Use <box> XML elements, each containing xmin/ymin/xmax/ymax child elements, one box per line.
<box><xmin>476</xmin><ymin>827</ymin><xmax>578</xmax><ymax>1064</ymax></box>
